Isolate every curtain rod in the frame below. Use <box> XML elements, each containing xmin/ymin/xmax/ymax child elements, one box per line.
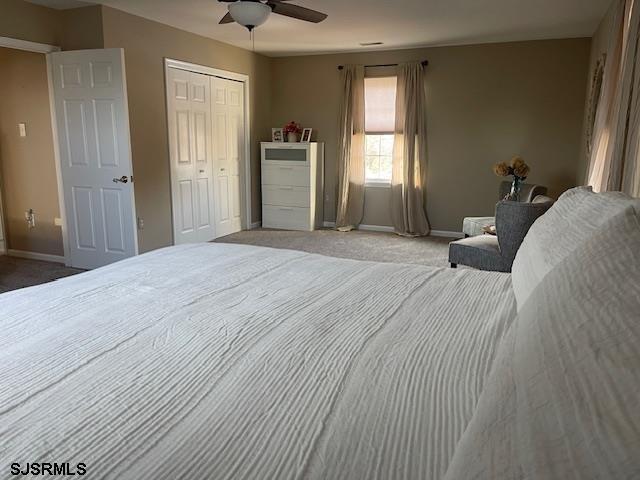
<box><xmin>337</xmin><ymin>60</ymin><xmax>428</xmax><ymax>70</ymax></box>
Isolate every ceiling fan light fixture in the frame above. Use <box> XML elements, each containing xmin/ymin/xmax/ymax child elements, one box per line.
<box><xmin>228</xmin><ymin>1</ymin><xmax>271</xmax><ymax>30</ymax></box>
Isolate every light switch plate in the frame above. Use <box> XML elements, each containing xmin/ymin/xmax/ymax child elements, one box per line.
<box><xmin>54</xmin><ymin>217</ymin><xmax>63</xmax><ymax>227</ymax></box>
<box><xmin>18</xmin><ymin>123</ymin><xmax>26</xmax><ymax>137</ymax></box>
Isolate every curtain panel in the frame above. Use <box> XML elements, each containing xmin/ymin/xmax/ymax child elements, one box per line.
<box><xmin>335</xmin><ymin>65</ymin><xmax>366</xmax><ymax>231</ymax></box>
<box><xmin>588</xmin><ymin>0</ymin><xmax>640</xmax><ymax>196</ymax></box>
<box><xmin>391</xmin><ymin>62</ymin><xmax>431</xmax><ymax>236</ymax></box>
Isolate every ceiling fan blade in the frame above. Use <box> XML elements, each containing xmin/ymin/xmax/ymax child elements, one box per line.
<box><xmin>219</xmin><ymin>12</ymin><xmax>234</xmax><ymax>24</ymax></box>
<box><xmin>269</xmin><ymin>2</ymin><xmax>327</xmax><ymax>23</ymax></box>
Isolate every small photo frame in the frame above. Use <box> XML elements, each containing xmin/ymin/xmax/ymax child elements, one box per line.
<box><xmin>300</xmin><ymin>128</ymin><xmax>313</xmax><ymax>142</ymax></box>
<box><xmin>272</xmin><ymin>128</ymin><xmax>284</xmax><ymax>142</ymax></box>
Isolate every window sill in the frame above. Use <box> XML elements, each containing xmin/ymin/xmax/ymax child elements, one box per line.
<box><xmin>365</xmin><ymin>181</ymin><xmax>391</xmax><ymax>188</ymax></box>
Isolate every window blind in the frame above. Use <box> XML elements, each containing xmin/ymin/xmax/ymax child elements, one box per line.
<box><xmin>364</xmin><ymin>76</ymin><xmax>397</xmax><ymax>133</ymax></box>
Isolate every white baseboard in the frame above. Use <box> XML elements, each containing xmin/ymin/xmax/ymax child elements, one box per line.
<box><xmin>430</xmin><ymin>230</ymin><xmax>464</xmax><ymax>239</ymax></box>
<box><xmin>7</xmin><ymin>249</ymin><xmax>66</xmax><ymax>264</ymax></box>
<box><xmin>250</xmin><ymin>221</ymin><xmax>262</xmax><ymax>229</ymax></box>
<box><xmin>358</xmin><ymin>224</ymin><xmax>395</xmax><ymax>233</ymax></box>
<box><xmin>322</xmin><ymin>222</ymin><xmax>462</xmax><ymax>238</ymax></box>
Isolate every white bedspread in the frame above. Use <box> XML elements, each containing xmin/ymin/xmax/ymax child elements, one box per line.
<box><xmin>0</xmin><ymin>244</ymin><xmax>516</xmax><ymax>479</ymax></box>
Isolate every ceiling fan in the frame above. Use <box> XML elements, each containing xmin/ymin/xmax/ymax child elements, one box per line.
<box><xmin>218</xmin><ymin>0</ymin><xmax>328</xmax><ymax>31</ymax></box>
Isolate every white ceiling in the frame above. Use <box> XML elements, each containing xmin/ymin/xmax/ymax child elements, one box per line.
<box><xmin>27</xmin><ymin>0</ymin><xmax>612</xmax><ymax>57</ymax></box>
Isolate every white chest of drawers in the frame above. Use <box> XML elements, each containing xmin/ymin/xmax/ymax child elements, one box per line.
<box><xmin>261</xmin><ymin>142</ymin><xmax>324</xmax><ymax>231</ymax></box>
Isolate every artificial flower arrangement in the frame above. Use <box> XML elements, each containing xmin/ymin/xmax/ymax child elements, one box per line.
<box><xmin>283</xmin><ymin>121</ymin><xmax>302</xmax><ymax>142</ymax></box>
<box><xmin>493</xmin><ymin>156</ymin><xmax>531</xmax><ymax>200</ymax></box>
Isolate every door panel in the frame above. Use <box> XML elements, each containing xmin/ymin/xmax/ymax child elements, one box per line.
<box><xmin>72</xmin><ymin>186</ymin><xmax>96</xmax><ymax>250</ymax></box>
<box><xmin>51</xmin><ymin>48</ymin><xmax>137</xmax><ymax>269</ymax></box>
<box><xmin>196</xmin><ymin>178</ymin><xmax>211</xmax><ymax>229</ymax></box>
<box><xmin>212</xmin><ymin>76</ymin><xmax>244</xmax><ymax>237</ymax></box>
<box><xmin>176</xmin><ymin>111</ymin><xmax>191</xmax><ymax>164</ymax></box>
<box><xmin>101</xmin><ymin>188</ymin><xmax>125</xmax><ymax>253</ymax></box>
<box><xmin>179</xmin><ymin>180</ymin><xmax>195</xmax><ymax>233</ymax></box>
<box><xmin>93</xmin><ymin>99</ymin><xmax>119</xmax><ymax>167</ymax></box>
<box><xmin>63</xmin><ymin>100</ymin><xmax>90</xmax><ymax>166</ymax></box>
<box><xmin>167</xmin><ymin>68</ymin><xmax>216</xmax><ymax>244</ymax></box>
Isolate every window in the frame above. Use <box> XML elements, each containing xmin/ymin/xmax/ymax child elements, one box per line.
<box><xmin>364</xmin><ymin>76</ymin><xmax>396</xmax><ymax>184</ymax></box>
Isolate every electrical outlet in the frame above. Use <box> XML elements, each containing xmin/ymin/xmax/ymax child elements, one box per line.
<box><xmin>137</xmin><ymin>217</ymin><xmax>144</xmax><ymax>230</ymax></box>
<box><xmin>54</xmin><ymin>217</ymin><xmax>63</xmax><ymax>227</ymax></box>
<box><xmin>18</xmin><ymin>123</ymin><xmax>26</xmax><ymax>137</ymax></box>
<box><xmin>25</xmin><ymin>209</ymin><xmax>35</xmax><ymax>229</ymax></box>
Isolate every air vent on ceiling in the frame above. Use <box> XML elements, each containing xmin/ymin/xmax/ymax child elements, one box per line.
<box><xmin>360</xmin><ymin>42</ymin><xmax>384</xmax><ymax>46</ymax></box>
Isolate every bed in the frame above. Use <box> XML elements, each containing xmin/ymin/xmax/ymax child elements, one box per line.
<box><xmin>1</xmin><ymin>187</ymin><xmax>639</xmax><ymax>479</ymax></box>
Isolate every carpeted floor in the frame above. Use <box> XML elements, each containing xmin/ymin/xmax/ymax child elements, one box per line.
<box><xmin>0</xmin><ymin>229</ymin><xmax>454</xmax><ymax>294</ymax></box>
<box><xmin>215</xmin><ymin>228</ymin><xmax>454</xmax><ymax>267</ymax></box>
<box><xmin>0</xmin><ymin>256</ymin><xmax>83</xmax><ymax>294</ymax></box>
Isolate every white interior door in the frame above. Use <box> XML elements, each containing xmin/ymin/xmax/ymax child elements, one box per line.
<box><xmin>212</xmin><ymin>76</ymin><xmax>244</xmax><ymax>238</ymax></box>
<box><xmin>167</xmin><ymin>68</ymin><xmax>216</xmax><ymax>244</ymax></box>
<box><xmin>50</xmin><ymin>48</ymin><xmax>137</xmax><ymax>270</ymax></box>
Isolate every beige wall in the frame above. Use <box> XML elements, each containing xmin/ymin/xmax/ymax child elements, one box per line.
<box><xmin>0</xmin><ymin>0</ymin><xmax>103</xmax><ymax>50</ymax></box>
<box><xmin>101</xmin><ymin>7</ymin><xmax>271</xmax><ymax>252</ymax></box>
<box><xmin>271</xmin><ymin>38</ymin><xmax>591</xmax><ymax>230</ymax></box>
<box><xmin>0</xmin><ymin>47</ymin><xmax>63</xmax><ymax>255</ymax></box>
<box><xmin>60</xmin><ymin>6</ymin><xmax>104</xmax><ymax>51</ymax></box>
<box><xmin>0</xmin><ymin>0</ymin><xmax>62</xmax><ymax>46</ymax></box>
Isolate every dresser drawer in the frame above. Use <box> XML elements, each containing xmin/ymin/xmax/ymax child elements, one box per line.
<box><xmin>262</xmin><ymin>164</ymin><xmax>310</xmax><ymax>187</ymax></box>
<box><xmin>263</xmin><ymin>205</ymin><xmax>312</xmax><ymax>231</ymax></box>
<box><xmin>262</xmin><ymin>185</ymin><xmax>310</xmax><ymax>208</ymax></box>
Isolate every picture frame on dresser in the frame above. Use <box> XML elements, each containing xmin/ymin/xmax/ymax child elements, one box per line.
<box><xmin>271</xmin><ymin>128</ymin><xmax>284</xmax><ymax>142</ymax></box>
<box><xmin>260</xmin><ymin>142</ymin><xmax>324</xmax><ymax>232</ymax></box>
<box><xmin>300</xmin><ymin>128</ymin><xmax>312</xmax><ymax>142</ymax></box>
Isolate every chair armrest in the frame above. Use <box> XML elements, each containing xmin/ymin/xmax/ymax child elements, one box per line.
<box><xmin>495</xmin><ymin>200</ymin><xmax>553</xmax><ymax>265</ymax></box>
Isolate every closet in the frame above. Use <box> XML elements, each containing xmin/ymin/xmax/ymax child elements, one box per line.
<box><xmin>166</xmin><ymin>64</ymin><xmax>246</xmax><ymax>244</ymax></box>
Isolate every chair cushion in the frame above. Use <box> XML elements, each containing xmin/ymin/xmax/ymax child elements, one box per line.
<box><xmin>448</xmin><ymin>234</ymin><xmax>509</xmax><ymax>272</ymax></box>
<box><xmin>511</xmin><ymin>186</ymin><xmax>640</xmax><ymax>310</ymax></box>
<box><xmin>462</xmin><ymin>216</ymin><xmax>495</xmax><ymax>237</ymax></box>
<box><xmin>444</xmin><ymin>206</ymin><xmax>640</xmax><ymax>480</ymax></box>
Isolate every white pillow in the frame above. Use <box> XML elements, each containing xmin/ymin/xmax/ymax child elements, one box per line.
<box><xmin>511</xmin><ymin>186</ymin><xmax>640</xmax><ymax>310</ymax></box>
<box><xmin>444</xmin><ymin>206</ymin><xmax>640</xmax><ymax>480</ymax></box>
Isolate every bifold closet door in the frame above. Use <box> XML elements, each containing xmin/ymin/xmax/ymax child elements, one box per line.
<box><xmin>211</xmin><ymin>76</ymin><xmax>244</xmax><ymax>238</ymax></box>
<box><xmin>167</xmin><ymin>68</ymin><xmax>216</xmax><ymax>244</ymax></box>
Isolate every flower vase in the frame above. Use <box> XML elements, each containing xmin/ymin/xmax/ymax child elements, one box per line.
<box><xmin>287</xmin><ymin>132</ymin><xmax>299</xmax><ymax>142</ymax></box>
<box><xmin>509</xmin><ymin>176</ymin><xmax>522</xmax><ymax>201</ymax></box>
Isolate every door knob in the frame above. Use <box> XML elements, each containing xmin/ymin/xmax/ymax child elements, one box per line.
<box><xmin>113</xmin><ymin>175</ymin><xmax>129</xmax><ymax>184</ymax></box>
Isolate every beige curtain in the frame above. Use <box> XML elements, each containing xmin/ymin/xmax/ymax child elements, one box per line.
<box><xmin>335</xmin><ymin>65</ymin><xmax>365</xmax><ymax>231</ymax></box>
<box><xmin>391</xmin><ymin>62</ymin><xmax>431</xmax><ymax>236</ymax></box>
<box><xmin>588</xmin><ymin>0</ymin><xmax>640</xmax><ymax>196</ymax></box>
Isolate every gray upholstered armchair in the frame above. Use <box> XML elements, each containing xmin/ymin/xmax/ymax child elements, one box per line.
<box><xmin>449</xmin><ymin>197</ymin><xmax>554</xmax><ymax>272</ymax></box>
<box><xmin>462</xmin><ymin>182</ymin><xmax>548</xmax><ymax>237</ymax></box>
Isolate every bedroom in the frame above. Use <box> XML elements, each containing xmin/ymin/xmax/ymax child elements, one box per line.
<box><xmin>1</xmin><ymin>0</ymin><xmax>639</xmax><ymax>478</ymax></box>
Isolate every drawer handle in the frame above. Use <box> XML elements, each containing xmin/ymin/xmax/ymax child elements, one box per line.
<box><xmin>278</xmin><ymin>207</ymin><xmax>294</xmax><ymax>211</ymax></box>
<box><xmin>278</xmin><ymin>187</ymin><xmax>294</xmax><ymax>191</ymax></box>
<box><xmin>278</xmin><ymin>167</ymin><xmax>294</xmax><ymax>170</ymax></box>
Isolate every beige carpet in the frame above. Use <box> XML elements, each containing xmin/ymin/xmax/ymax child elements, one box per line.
<box><xmin>215</xmin><ymin>228</ymin><xmax>454</xmax><ymax>267</ymax></box>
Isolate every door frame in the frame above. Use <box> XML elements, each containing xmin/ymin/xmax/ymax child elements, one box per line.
<box><xmin>164</xmin><ymin>58</ymin><xmax>252</xmax><ymax>242</ymax></box>
<box><xmin>0</xmin><ymin>36</ymin><xmax>71</xmax><ymax>263</ymax></box>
